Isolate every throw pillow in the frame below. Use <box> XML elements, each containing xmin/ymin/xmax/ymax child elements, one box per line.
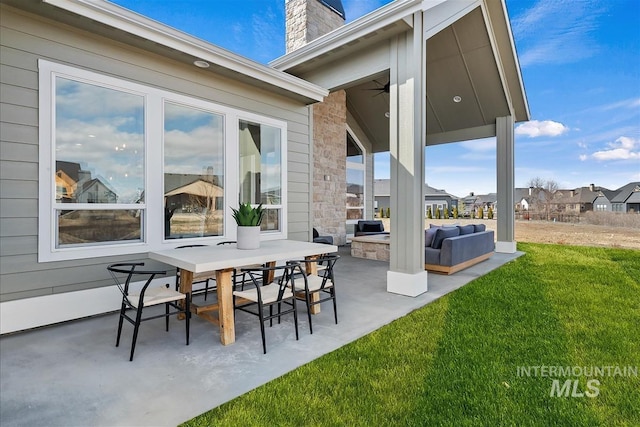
<box><xmin>457</xmin><ymin>224</ymin><xmax>475</xmax><ymax>235</ymax></box>
<box><xmin>473</xmin><ymin>224</ymin><xmax>486</xmax><ymax>232</ymax></box>
<box><xmin>432</xmin><ymin>227</ymin><xmax>460</xmax><ymax>249</ymax></box>
<box><xmin>363</xmin><ymin>223</ymin><xmax>383</xmax><ymax>232</ymax></box>
<box><xmin>425</xmin><ymin>227</ymin><xmax>438</xmax><ymax>247</ymax></box>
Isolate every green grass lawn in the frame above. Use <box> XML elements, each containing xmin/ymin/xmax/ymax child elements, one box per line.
<box><xmin>183</xmin><ymin>243</ymin><xmax>640</xmax><ymax>426</ymax></box>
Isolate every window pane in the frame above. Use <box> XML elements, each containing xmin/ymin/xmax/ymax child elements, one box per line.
<box><xmin>347</xmin><ymin>132</ymin><xmax>363</xmax><ymax>164</ymax></box>
<box><xmin>57</xmin><ymin>209</ymin><xmax>142</xmax><ymax>246</ymax></box>
<box><xmin>347</xmin><ymin>168</ymin><xmax>364</xmax><ymax>212</ymax></box>
<box><xmin>164</xmin><ymin>102</ymin><xmax>224</xmax><ymax>239</ymax></box>
<box><xmin>239</xmin><ymin>120</ymin><xmax>282</xmax><ymax>206</ymax></box>
<box><xmin>55</xmin><ymin>77</ymin><xmax>145</xmax><ymax>204</ymax></box>
<box><xmin>261</xmin><ymin>208</ymin><xmax>280</xmax><ymax>231</ymax></box>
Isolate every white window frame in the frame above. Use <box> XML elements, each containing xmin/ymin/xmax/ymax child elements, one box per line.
<box><xmin>38</xmin><ymin>60</ymin><xmax>287</xmax><ymax>262</ymax></box>
<box><xmin>345</xmin><ymin>126</ymin><xmax>366</xmax><ymax>238</ymax></box>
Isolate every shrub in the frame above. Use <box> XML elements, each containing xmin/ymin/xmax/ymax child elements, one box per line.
<box><xmin>477</xmin><ymin>207</ymin><xmax>484</xmax><ymax>219</ymax></box>
<box><xmin>427</xmin><ymin>207</ymin><xmax>432</xmax><ymax>219</ymax></box>
<box><xmin>488</xmin><ymin>207</ymin><xmax>494</xmax><ymax>219</ymax></box>
<box><xmin>386</xmin><ymin>207</ymin><xmax>390</xmax><ymax>218</ymax></box>
<box><xmin>444</xmin><ymin>207</ymin><xmax>449</xmax><ymax>218</ymax></box>
<box><xmin>435</xmin><ymin>207</ymin><xmax>441</xmax><ymax>219</ymax></box>
<box><xmin>453</xmin><ymin>206</ymin><xmax>458</xmax><ymax>219</ymax></box>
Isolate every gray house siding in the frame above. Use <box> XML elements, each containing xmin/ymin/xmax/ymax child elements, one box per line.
<box><xmin>0</xmin><ymin>5</ymin><xmax>313</xmax><ymax>302</ymax></box>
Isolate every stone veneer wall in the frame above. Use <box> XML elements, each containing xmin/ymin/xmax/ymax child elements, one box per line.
<box><xmin>286</xmin><ymin>0</ymin><xmax>345</xmax><ymax>53</ymax></box>
<box><xmin>286</xmin><ymin>0</ymin><xmax>347</xmax><ymax>245</ymax></box>
<box><xmin>313</xmin><ymin>90</ymin><xmax>347</xmax><ymax>245</ymax></box>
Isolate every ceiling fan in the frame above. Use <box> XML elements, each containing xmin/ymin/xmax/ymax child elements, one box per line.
<box><xmin>366</xmin><ymin>80</ymin><xmax>390</xmax><ymax>97</ymax></box>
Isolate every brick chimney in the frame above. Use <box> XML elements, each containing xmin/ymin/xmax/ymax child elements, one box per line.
<box><xmin>285</xmin><ymin>0</ymin><xmax>348</xmax><ymax>245</ymax></box>
<box><xmin>286</xmin><ymin>0</ymin><xmax>345</xmax><ymax>53</ymax></box>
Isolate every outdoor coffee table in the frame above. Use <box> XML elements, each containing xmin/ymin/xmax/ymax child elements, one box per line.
<box><xmin>149</xmin><ymin>240</ymin><xmax>337</xmax><ymax>345</ymax></box>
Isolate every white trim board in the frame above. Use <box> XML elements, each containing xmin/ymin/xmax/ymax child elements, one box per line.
<box><xmin>0</xmin><ymin>277</ymin><xmax>180</xmax><ymax>335</ymax></box>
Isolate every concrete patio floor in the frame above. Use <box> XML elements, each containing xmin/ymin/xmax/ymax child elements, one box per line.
<box><xmin>1</xmin><ymin>247</ymin><xmax>522</xmax><ymax>427</ymax></box>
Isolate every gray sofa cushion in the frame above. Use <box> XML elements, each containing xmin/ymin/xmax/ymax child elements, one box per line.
<box><xmin>425</xmin><ymin>228</ymin><xmax>438</xmax><ymax>247</ymax></box>
<box><xmin>432</xmin><ymin>227</ymin><xmax>460</xmax><ymax>249</ymax></box>
<box><xmin>457</xmin><ymin>224</ymin><xmax>474</xmax><ymax>235</ymax></box>
<box><xmin>473</xmin><ymin>224</ymin><xmax>486</xmax><ymax>232</ymax></box>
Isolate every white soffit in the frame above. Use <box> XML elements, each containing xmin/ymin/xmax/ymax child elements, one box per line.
<box><xmin>42</xmin><ymin>0</ymin><xmax>328</xmax><ymax>103</ymax></box>
<box><xmin>271</xmin><ymin>0</ymin><xmax>426</xmax><ymax>73</ymax></box>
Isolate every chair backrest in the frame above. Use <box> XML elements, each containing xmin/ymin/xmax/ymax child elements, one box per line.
<box><xmin>242</xmin><ymin>263</ymin><xmax>304</xmax><ymax>303</ymax></box>
<box><xmin>315</xmin><ymin>254</ymin><xmax>339</xmax><ymax>288</ymax></box>
<box><xmin>107</xmin><ymin>263</ymin><xmax>167</xmax><ymax>306</ymax></box>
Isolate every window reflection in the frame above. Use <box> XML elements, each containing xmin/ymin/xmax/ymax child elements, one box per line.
<box><xmin>57</xmin><ymin>210</ymin><xmax>142</xmax><ymax>245</ymax></box>
<box><xmin>346</xmin><ymin>132</ymin><xmax>365</xmax><ymax>221</ymax></box>
<box><xmin>239</xmin><ymin>120</ymin><xmax>282</xmax><ymax>232</ymax></box>
<box><xmin>54</xmin><ymin>77</ymin><xmax>144</xmax><ymax>246</ymax></box>
<box><xmin>164</xmin><ymin>102</ymin><xmax>224</xmax><ymax>239</ymax></box>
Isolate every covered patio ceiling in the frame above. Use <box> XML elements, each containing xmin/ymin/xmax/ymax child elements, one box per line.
<box><xmin>272</xmin><ymin>0</ymin><xmax>530</xmax><ymax>153</ymax></box>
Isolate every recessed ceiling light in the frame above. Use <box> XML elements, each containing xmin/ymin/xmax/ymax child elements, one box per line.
<box><xmin>453</xmin><ymin>95</ymin><xmax>462</xmax><ymax>103</ymax></box>
<box><xmin>194</xmin><ymin>60</ymin><xmax>210</xmax><ymax>68</ymax></box>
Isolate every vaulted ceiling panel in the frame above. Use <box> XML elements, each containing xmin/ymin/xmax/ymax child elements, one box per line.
<box><xmin>426</xmin><ymin>53</ymin><xmax>485</xmax><ymax>131</ymax></box>
<box><xmin>464</xmin><ymin>46</ymin><xmax>511</xmax><ymax>121</ymax></box>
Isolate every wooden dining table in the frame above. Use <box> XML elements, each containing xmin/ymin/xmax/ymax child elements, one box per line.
<box><xmin>149</xmin><ymin>239</ymin><xmax>338</xmax><ymax>345</ymax></box>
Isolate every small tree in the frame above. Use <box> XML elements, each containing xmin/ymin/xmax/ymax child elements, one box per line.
<box><xmin>380</xmin><ymin>208</ymin><xmax>385</xmax><ymax>218</ymax></box>
<box><xmin>453</xmin><ymin>206</ymin><xmax>458</xmax><ymax>219</ymax></box>
<box><xmin>488</xmin><ymin>207</ymin><xmax>494</xmax><ymax>219</ymax></box>
<box><xmin>427</xmin><ymin>207</ymin><xmax>432</xmax><ymax>219</ymax></box>
<box><xmin>477</xmin><ymin>207</ymin><xmax>484</xmax><ymax>219</ymax></box>
<box><xmin>444</xmin><ymin>207</ymin><xmax>449</xmax><ymax>219</ymax></box>
<box><xmin>386</xmin><ymin>207</ymin><xmax>391</xmax><ymax>218</ymax></box>
<box><xmin>435</xmin><ymin>207</ymin><xmax>441</xmax><ymax>219</ymax></box>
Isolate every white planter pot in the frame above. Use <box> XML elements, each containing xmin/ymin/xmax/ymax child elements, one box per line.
<box><xmin>236</xmin><ymin>226</ymin><xmax>261</xmax><ymax>250</ymax></box>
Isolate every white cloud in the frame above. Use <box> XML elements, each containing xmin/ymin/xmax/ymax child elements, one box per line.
<box><xmin>460</xmin><ymin>138</ymin><xmax>495</xmax><ymax>152</ymax></box>
<box><xmin>515</xmin><ymin>120</ymin><xmax>569</xmax><ymax>137</ymax></box>
<box><xmin>579</xmin><ymin>154</ymin><xmax>588</xmax><ymax>161</ymax></box>
<box><xmin>591</xmin><ymin>137</ymin><xmax>640</xmax><ymax>161</ymax></box>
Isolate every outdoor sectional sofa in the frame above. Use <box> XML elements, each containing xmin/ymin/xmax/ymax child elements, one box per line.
<box><xmin>424</xmin><ymin>224</ymin><xmax>494</xmax><ymax>274</ymax></box>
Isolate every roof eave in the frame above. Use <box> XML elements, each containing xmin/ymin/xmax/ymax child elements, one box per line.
<box><xmin>43</xmin><ymin>0</ymin><xmax>328</xmax><ymax>103</ymax></box>
<box><xmin>270</xmin><ymin>0</ymin><xmax>424</xmax><ymax>71</ymax></box>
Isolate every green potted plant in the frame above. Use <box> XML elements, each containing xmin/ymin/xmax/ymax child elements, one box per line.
<box><xmin>231</xmin><ymin>203</ymin><xmax>264</xmax><ymax>249</ymax></box>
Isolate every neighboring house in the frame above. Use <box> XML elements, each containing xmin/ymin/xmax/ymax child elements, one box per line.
<box><xmin>611</xmin><ymin>182</ymin><xmax>640</xmax><ymax>213</ymax></box>
<box><xmin>514</xmin><ymin>183</ymin><xmax>640</xmax><ymax>217</ymax></box>
<box><xmin>1</xmin><ymin>0</ymin><xmax>529</xmax><ymax>331</ymax></box>
<box><xmin>374</xmin><ymin>179</ymin><xmax>458</xmax><ymax>217</ymax></box>
<box><xmin>548</xmin><ymin>184</ymin><xmax>609</xmax><ymax>215</ymax></box>
<box><xmin>461</xmin><ymin>192</ymin><xmax>496</xmax><ymax>216</ymax></box>
<box><xmin>74</xmin><ymin>177</ymin><xmax>117</xmax><ymax>204</ymax></box>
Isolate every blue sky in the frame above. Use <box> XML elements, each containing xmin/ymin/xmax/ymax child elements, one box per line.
<box><xmin>113</xmin><ymin>0</ymin><xmax>640</xmax><ymax>197</ymax></box>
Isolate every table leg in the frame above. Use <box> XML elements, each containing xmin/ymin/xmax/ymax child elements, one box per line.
<box><xmin>178</xmin><ymin>269</ymin><xmax>193</xmax><ymax>320</ymax></box>
<box><xmin>263</xmin><ymin>261</ymin><xmax>276</xmax><ymax>286</ymax></box>
<box><xmin>216</xmin><ymin>268</ymin><xmax>235</xmax><ymax>345</ymax></box>
<box><xmin>304</xmin><ymin>256</ymin><xmax>321</xmax><ymax>314</ymax></box>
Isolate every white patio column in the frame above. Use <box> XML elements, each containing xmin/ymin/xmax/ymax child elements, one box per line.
<box><xmin>496</xmin><ymin>115</ymin><xmax>516</xmax><ymax>253</ymax></box>
<box><xmin>387</xmin><ymin>12</ymin><xmax>428</xmax><ymax>296</ymax></box>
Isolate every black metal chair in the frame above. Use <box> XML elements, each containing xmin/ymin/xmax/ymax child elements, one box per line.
<box><xmin>288</xmin><ymin>255</ymin><xmax>339</xmax><ymax>334</ymax></box>
<box><xmin>174</xmin><ymin>245</ymin><xmax>216</xmax><ymax>301</ymax></box>
<box><xmin>108</xmin><ymin>262</ymin><xmax>190</xmax><ymax>361</ymax></box>
<box><xmin>233</xmin><ymin>263</ymin><xmax>302</xmax><ymax>354</ymax></box>
<box><xmin>217</xmin><ymin>241</ymin><xmax>262</xmax><ymax>290</ymax></box>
